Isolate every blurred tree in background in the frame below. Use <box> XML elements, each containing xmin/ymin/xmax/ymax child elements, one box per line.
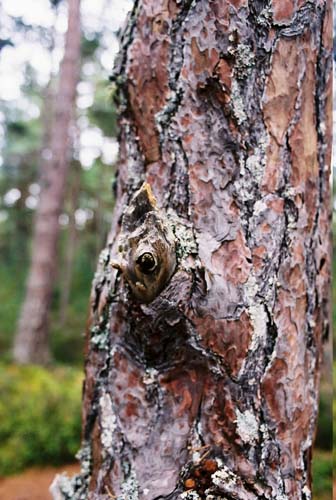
<box><xmin>14</xmin><ymin>0</ymin><xmax>81</xmax><ymax>364</ymax></box>
<box><xmin>0</xmin><ymin>0</ymin><xmax>121</xmax><ymax>366</ymax></box>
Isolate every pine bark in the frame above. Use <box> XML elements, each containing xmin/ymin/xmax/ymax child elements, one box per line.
<box><xmin>14</xmin><ymin>0</ymin><xmax>81</xmax><ymax>364</ymax></box>
<box><xmin>54</xmin><ymin>1</ymin><xmax>332</xmax><ymax>498</ymax></box>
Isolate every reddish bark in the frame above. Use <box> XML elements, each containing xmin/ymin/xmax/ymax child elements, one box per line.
<box><xmin>52</xmin><ymin>1</ymin><xmax>332</xmax><ymax>499</ymax></box>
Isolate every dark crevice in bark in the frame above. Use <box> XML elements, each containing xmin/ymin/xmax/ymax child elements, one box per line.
<box><xmin>234</xmin><ymin>9</ymin><xmax>273</xmax><ymax>237</ymax></box>
<box><xmin>82</xmin><ymin>252</ymin><xmax>121</xmax><ymax>449</ymax></box>
<box><xmin>111</xmin><ymin>1</ymin><xmax>148</xmax><ymax>204</ymax></box>
<box><xmin>278</xmin><ymin>1</ymin><xmax>317</xmax><ymax>37</ymax></box>
<box><xmin>248</xmin><ymin>0</ymin><xmax>273</xmax><ymax>44</ymax></box>
<box><xmin>186</xmin><ymin>318</ymin><xmax>239</xmax><ymax>383</ymax></box>
<box><xmin>258</xmin><ymin>400</ymin><xmax>287</xmax><ymax>495</ymax></box>
<box><xmin>156</xmin><ymin>0</ymin><xmax>194</xmax><ymax>220</ymax></box>
<box><xmin>230</xmin><ymin>4</ymin><xmax>275</xmax><ymax>388</ymax></box>
<box><xmin>92</xmin><ymin>246</ymin><xmax>112</xmax><ymax>311</ymax></box>
<box><xmin>166</xmin><ymin>138</ymin><xmax>191</xmax><ymax>218</ymax></box>
<box><xmin>156</xmin><ymin>0</ymin><xmax>194</xmax><ymax>127</ymax></box>
<box><xmin>263</xmin><ymin>308</ymin><xmax>278</xmax><ymax>367</ymax></box>
<box><xmin>312</xmin><ymin>4</ymin><xmax>328</xmax><ymax>228</ymax></box>
<box><xmin>123</xmin><ymin>124</ymin><xmax>146</xmax><ymax>194</ymax></box>
<box><xmin>303</xmin><ymin>3</ymin><xmax>329</xmax><ymax>364</ymax></box>
<box><xmin>152</xmin><ymin>488</ymin><xmax>180</xmax><ymax>500</ymax></box>
<box><xmin>311</xmin><ymin>2</ymin><xmax>331</xmax><ymax>341</ymax></box>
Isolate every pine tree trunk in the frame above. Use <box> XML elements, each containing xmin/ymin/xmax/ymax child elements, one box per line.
<box><xmin>59</xmin><ymin>161</ymin><xmax>81</xmax><ymax>326</ymax></box>
<box><xmin>13</xmin><ymin>0</ymin><xmax>81</xmax><ymax>364</ymax></box>
<box><xmin>52</xmin><ymin>1</ymin><xmax>332</xmax><ymax>498</ymax></box>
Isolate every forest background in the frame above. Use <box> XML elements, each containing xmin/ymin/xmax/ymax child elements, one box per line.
<box><xmin>0</xmin><ymin>0</ymin><xmax>333</xmax><ymax>499</ymax></box>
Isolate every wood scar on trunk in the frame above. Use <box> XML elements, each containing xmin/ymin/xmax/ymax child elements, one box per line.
<box><xmin>112</xmin><ymin>182</ymin><xmax>177</xmax><ymax>303</ymax></box>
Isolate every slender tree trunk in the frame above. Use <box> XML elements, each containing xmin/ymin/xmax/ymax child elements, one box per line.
<box><xmin>95</xmin><ymin>162</ymin><xmax>110</xmax><ymax>261</ymax></box>
<box><xmin>52</xmin><ymin>1</ymin><xmax>332</xmax><ymax>498</ymax></box>
<box><xmin>59</xmin><ymin>161</ymin><xmax>81</xmax><ymax>326</ymax></box>
<box><xmin>14</xmin><ymin>0</ymin><xmax>81</xmax><ymax>364</ymax></box>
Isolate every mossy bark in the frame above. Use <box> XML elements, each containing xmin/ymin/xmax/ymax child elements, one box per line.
<box><xmin>57</xmin><ymin>1</ymin><xmax>332</xmax><ymax>498</ymax></box>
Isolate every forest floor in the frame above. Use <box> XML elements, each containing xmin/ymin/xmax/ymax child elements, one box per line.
<box><xmin>0</xmin><ymin>463</ymin><xmax>80</xmax><ymax>500</ymax></box>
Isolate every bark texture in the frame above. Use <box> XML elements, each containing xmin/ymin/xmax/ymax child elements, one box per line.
<box><xmin>14</xmin><ymin>0</ymin><xmax>81</xmax><ymax>364</ymax></box>
<box><xmin>53</xmin><ymin>0</ymin><xmax>332</xmax><ymax>498</ymax></box>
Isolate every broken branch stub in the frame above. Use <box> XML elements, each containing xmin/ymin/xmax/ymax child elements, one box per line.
<box><xmin>112</xmin><ymin>183</ymin><xmax>176</xmax><ymax>303</ymax></box>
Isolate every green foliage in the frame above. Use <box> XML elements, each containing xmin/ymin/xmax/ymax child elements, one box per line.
<box><xmin>50</xmin><ymin>246</ymin><xmax>95</xmax><ymax>366</ymax></box>
<box><xmin>0</xmin><ymin>364</ymin><xmax>82</xmax><ymax>475</ymax></box>
<box><xmin>332</xmin><ymin>219</ymin><xmax>336</xmax><ymax>353</ymax></box>
<box><xmin>88</xmin><ymin>80</ymin><xmax>117</xmax><ymax>137</ymax></box>
<box><xmin>2</xmin><ymin>113</ymin><xmax>42</xmax><ymax>160</ymax></box>
<box><xmin>333</xmin><ymin>362</ymin><xmax>336</xmax><ymax>469</ymax></box>
<box><xmin>81</xmin><ymin>34</ymin><xmax>101</xmax><ymax>59</ymax></box>
<box><xmin>315</xmin><ymin>381</ymin><xmax>333</xmax><ymax>450</ymax></box>
<box><xmin>312</xmin><ymin>450</ymin><xmax>332</xmax><ymax>500</ymax></box>
<box><xmin>0</xmin><ymin>266</ymin><xmax>27</xmax><ymax>357</ymax></box>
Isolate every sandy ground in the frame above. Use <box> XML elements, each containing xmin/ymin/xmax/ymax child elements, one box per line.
<box><xmin>0</xmin><ymin>464</ymin><xmax>80</xmax><ymax>500</ymax></box>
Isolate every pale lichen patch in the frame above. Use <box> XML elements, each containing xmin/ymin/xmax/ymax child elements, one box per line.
<box><xmin>253</xmin><ymin>199</ymin><xmax>268</xmax><ymax>217</ymax></box>
<box><xmin>50</xmin><ymin>475</ymin><xmax>75</xmax><ymax>500</ymax></box>
<box><xmin>274</xmin><ymin>475</ymin><xmax>289</xmax><ymax>500</ymax></box>
<box><xmin>99</xmin><ymin>248</ymin><xmax>110</xmax><ymax>266</ymax></box>
<box><xmin>142</xmin><ymin>367</ymin><xmax>159</xmax><ymax>385</ymax></box>
<box><xmin>236</xmin><ymin>131</ymin><xmax>269</xmax><ymax>209</ymax></box>
<box><xmin>244</xmin><ymin>274</ymin><xmax>267</xmax><ymax>352</ymax></box>
<box><xmin>50</xmin><ymin>443</ymin><xmax>91</xmax><ymax>500</ymax></box>
<box><xmin>233</xmin><ymin>44</ymin><xmax>255</xmax><ymax>80</ymax></box>
<box><xmin>99</xmin><ymin>391</ymin><xmax>117</xmax><ymax>456</ymax></box>
<box><xmin>260</xmin><ymin>423</ymin><xmax>271</xmax><ymax>462</ymax></box>
<box><xmin>168</xmin><ymin>210</ymin><xmax>198</xmax><ymax>262</ymax></box>
<box><xmin>188</xmin><ymin>420</ymin><xmax>204</xmax><ymax>464</ymax></box>
<box><xmin>180</xmin><ymin>490</ymin><xmax>201</xmax><ymax>500</ymax></box>
<box><xmin>235</xmin><ymin>409</ymin><xmax>259</xmax><ymax>444</ymax></box>
<box><xmin>246</xmin><ymin>131</ymin><xmax>268</xmax><ymax>183</ymax></box>
<box><xmin>118</xmin><ymin>469</ymin><xmax>139</xmax><ymax>500</ymax></box>
<box><xmin>248</xmin><ymin>303</ymin><xmax>268</xmax><ymax>352</ymax></box>
<box><xmin>231</xmin><ymin>80</ymin><xmax>247</xmax><ymax>125</ymax></box>
<box><xmin>257</xmin><ymin>6</ymin><xmax>272</xmax><ymax>27</ymax></box>
<box><xmin>302</xmin><ymin>485</ymin><xmax>311</xmax><ymax>499</ymax></box>
<box><xmin>211</xmin><ymin>466</ymin><xmax>237</xmax><ymax>488</ymax></box>
<box><xmin>90</xmin><ymin>324</ymin><xmax>110</xmax><ymax>350</ymax></box>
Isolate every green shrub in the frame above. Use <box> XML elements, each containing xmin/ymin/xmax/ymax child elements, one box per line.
<box><xmin>0</xmin><ymin>265</ymin><xmax>27</xmax><ymax>356</ymax></box>
<box><xmin>312</xmin><ymin>450</ymin><xmax>332</xmax><ymax>500</ymax></box>
<box><xmin>0</xmin><ymin>364</ymin><xmax>82</xmax><ymax>476</ymax></box>
<box><xmin>315</xmin><ymin>383</ymin><xmax>332</xmax><ymax>450</ymax></box>
<box><xmin>333</xmin><ymin>363</ymin><xmax>336</xmax><ymax>470</ymax></box>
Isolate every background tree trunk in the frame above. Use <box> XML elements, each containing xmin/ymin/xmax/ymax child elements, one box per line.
<box><xmin>14</xmin><ymin>0</ymin><xmax>81</xmax><ymax>364</ymax></box>
<box><xmin>58</xmin><ymin>160</ymin><xmax>81</xmax><ymax>326</ymax></box>
<box><xmin>53</xmin><ymin>1</ymin><xmax>332</xmax><ymax>498</ymax></box>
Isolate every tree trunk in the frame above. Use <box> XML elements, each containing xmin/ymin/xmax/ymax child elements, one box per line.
<box><xmin>13</xmin><ymin>0</ymin><xmax>81</xmax><ymax>364</ymax></box>
<box><xmin>58</xmin><ymin>160</ymin><xmax>81</xmax><ymax>326</ymax></box>
<box><xmin>52</xmin><ymin>1</ymin><xmax>332</xmax><ymax>498</ymax></box>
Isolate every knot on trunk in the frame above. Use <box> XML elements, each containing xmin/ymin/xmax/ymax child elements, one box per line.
<box><xmin>112</xmin><ymin>182</ymin><xmax>176</xmax><ymax>303</ymax></box>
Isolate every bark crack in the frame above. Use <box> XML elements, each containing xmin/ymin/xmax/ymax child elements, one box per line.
<box><xmin>155</xmin><ymin>0</ymin><xmax>195</xmax><ymax>219</ymax></box>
